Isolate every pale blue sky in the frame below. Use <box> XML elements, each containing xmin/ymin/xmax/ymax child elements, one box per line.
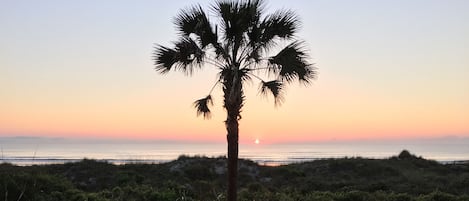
<box><xmin>1</xmin><ymin>0</ymin><xmax>468</xmax><ymax>142</ymax></box>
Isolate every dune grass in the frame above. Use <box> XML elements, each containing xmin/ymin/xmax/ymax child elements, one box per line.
<box><xmin>1</xmin><ymin>151</ymin><xmax>468</xmax><ymax>201</ymax></box>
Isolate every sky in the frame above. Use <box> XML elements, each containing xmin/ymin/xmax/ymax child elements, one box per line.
<box><xmin>1</xmin><ymin>0</ymin><xmax>468</xmax><ymax>144</ymax></box>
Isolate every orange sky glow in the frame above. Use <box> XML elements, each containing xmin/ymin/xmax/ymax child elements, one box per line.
<box><xmin>1</xmin><ymin>1</ymin><xmax>468</xmax><ymax>144</ymax></box>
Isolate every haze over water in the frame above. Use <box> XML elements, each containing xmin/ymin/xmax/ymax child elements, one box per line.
<box><xmin>2</xmin><ymin>137</ymin><xmax>468</xmax><ymax>166</ymax></box>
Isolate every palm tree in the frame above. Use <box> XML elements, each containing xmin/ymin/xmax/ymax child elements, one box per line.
<box><xmin>153</xmin><ymin>0</ymin><xmax>315</xmax><ymax>200</ymax></box>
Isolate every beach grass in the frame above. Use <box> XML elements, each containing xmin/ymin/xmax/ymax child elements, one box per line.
<box><xmin>1</xmin><ymin>151</ymin><xmax>469</xmax><ymax>201</ymax></box>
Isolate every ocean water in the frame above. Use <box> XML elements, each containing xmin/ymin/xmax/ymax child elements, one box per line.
<box><xmin>1</xmin><ymin>137</ymin><xmax>468</xmax><ymax>166</ymax></box>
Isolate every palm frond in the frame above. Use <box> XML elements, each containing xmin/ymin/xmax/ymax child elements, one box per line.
<box><xmin>239</xmin><ymin>0</ymin><xmax>264</xmax><ymax>25</ymax></box>
<box><xmin>214</xmin><ymin>0</ymin><xmax>263</xmax><ymax>43</ymax></box>
<box><xmin>174</xmin><ymin>5</ymin><xmax>218</xmax><ymax>48</ymax></box>
<box><xmin>214</xmin><ymin>1</ymin><xmax>237</xmax><ymax>41</ymax></box>
<box><xmin>153</xmin><ymin>37</ymin><xmax>205</xmax><ymax>75</ymax></box>
<box><xmin>174</xmin><ymin>5</ymin><xmax>204</xmax><ymax>36</ymax></box>
<box><xmin>268</xmin><ymin>41</ymin><xmax>315</xmax><ymax>84</ymax></box>
<box><xmin>174</xmin><ymin>37</ymin><xmax>204</xmax><ymax>63</ymax></box>
<box><xmin>153</xmin><ymin>45</ymin><xmax>177</xmax><ymax>74</ymax></box>
<box><xmin>194</xmin><ymin>95</ymin><xmax>213</xmax><ymax>119</ymax></box>
<box><xmin>247</xmin><ymin>9</ymin><xmax>298</xmax><ymax>62</ymax></box>
<box><xmin>260</xmin><ymin>80</ymin><xmax>284</xmax><ymax>106</ymax></box>
<box><xmin>262</xmin><ymin>10</ymin><xmax>299</xmax><ymax>40</ymax></box>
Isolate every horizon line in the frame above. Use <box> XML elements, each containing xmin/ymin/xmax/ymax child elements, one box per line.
<box><xmin>1</xmin><ymin>135</ymin><xmax>469</xmax><ymax>145</ymax></box>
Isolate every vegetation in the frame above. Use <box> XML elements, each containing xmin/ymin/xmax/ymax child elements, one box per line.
<box><xmin>1</xmin><ymin>151</ymin><xmax>469</xmax><ymax>201</ymax></box>
<box><xmin>152</xmin><ymin>0</ymin><xmax>315</xmax><ymax>200</ymax></box>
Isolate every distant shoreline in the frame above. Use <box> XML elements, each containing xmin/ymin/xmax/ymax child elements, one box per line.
<box><xmin>2</xmin><ymin>137</ymin><xmax>468</xmax><ymax>166</ymax></box>
<box><xmin>2</xmin><ymin>155</ymin><xmax>468</xmax><ymax>167</ymax></box>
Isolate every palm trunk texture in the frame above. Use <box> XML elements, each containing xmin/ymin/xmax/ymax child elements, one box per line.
<box><xmin>226</xmin><ymin>115</ymin><xmax>239</xmax><ymax>201</ymax></box>
<box><xmin>224</xmin><ymin>69</ymin><xmax>243</xmax><ymax>201</ymax></box>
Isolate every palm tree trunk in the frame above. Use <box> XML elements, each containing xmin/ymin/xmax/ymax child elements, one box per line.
<box><xmin>224</xmin><ymin>68</ymin><xmax>243</xmax><ymax>201</ymax></box>
<box><xmin>226</xmin><ymin>115</ymin><xmax>238</xmax><ymax>201</ymax></box>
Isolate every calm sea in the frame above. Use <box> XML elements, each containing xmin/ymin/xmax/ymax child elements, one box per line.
<box><xmin>1</xmin><ymin>137</ymin><xmax>468</xmax><ymax>166</ymax></box>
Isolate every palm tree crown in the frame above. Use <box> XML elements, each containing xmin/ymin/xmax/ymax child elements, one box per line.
<box><xmin>154</xmin><ymin>0</ymin><xmax>315</xmax><ymax>116</ymax></box>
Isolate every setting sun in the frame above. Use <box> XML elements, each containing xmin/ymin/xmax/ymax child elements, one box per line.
<box><xmin>255</xmin><ymin>139</ymin><xmax>260</xmax><ymax>144</ymax></box>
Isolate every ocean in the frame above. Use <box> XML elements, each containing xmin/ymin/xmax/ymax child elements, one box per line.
<box><xmin>1</xmin><ymin>137</ymin><xmax>468</xmax><ymax>166</ymax></box>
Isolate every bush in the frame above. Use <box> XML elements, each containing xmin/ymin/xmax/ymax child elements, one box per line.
<box><xmin>418</xmin><ymin>191</ymin><xmax>458</xmax><ymax>201</ymax></box>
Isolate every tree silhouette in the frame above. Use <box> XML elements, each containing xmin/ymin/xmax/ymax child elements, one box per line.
<box><xmin>153</xmin><ymin>0</ymin><xmax>315</xmax><ymax>200</ymax></box>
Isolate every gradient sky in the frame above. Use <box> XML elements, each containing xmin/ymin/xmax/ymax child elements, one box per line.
<box><xmin>1</xmin><ymin>0</ymin><xmax>468</xmax><ymax>144</ymax></box>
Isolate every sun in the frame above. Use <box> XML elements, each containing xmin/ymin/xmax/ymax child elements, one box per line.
<box><xmin>254</xmin><ymin>139</ymin><xmax>260</xmax><ymax>144</ymax></box>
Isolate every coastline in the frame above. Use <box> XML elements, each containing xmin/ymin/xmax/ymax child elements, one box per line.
<box><xmin>2</xmin><ymin>136</ymin><xmax>469</xmax><ymax>166</ymax></box>
<box><xmin>2</xmin><ymin>154</ymin><xmax>468</xmax><ymax>167</ymax></box>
